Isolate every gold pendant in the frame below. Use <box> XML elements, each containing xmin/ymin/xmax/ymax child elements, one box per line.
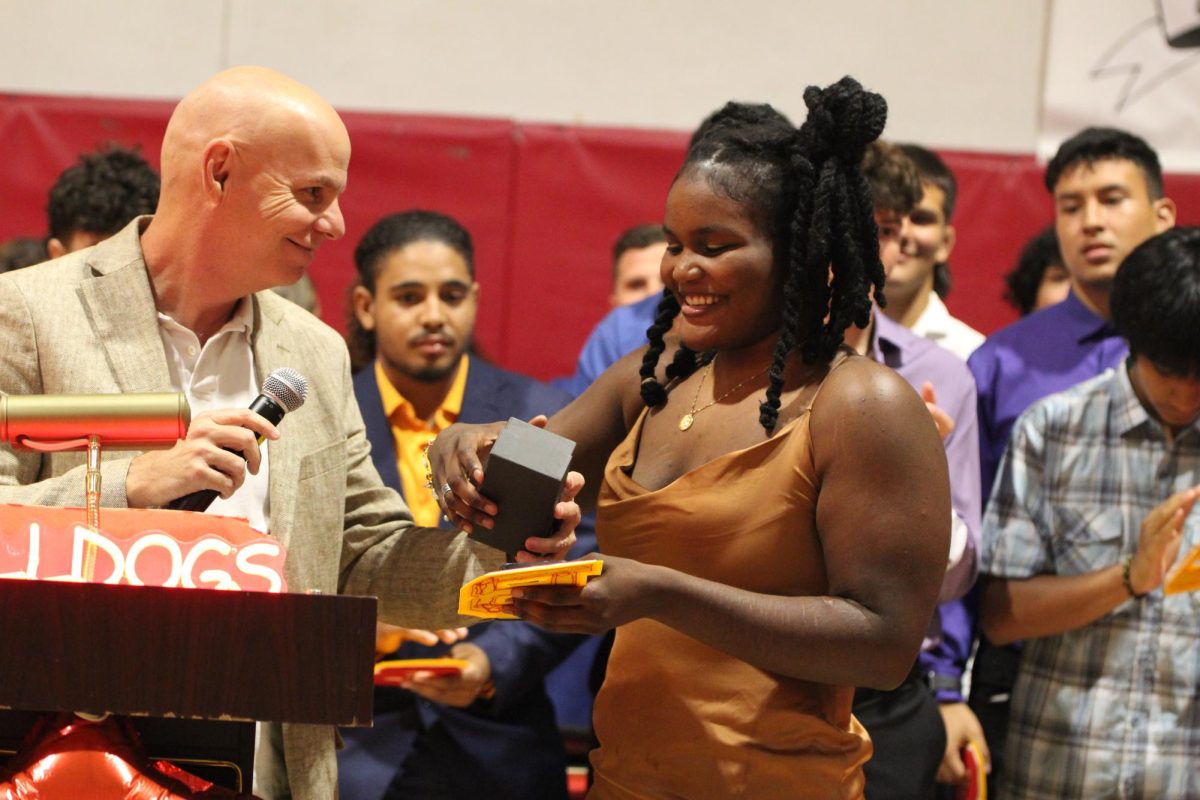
<box><xmin>679</xmin><ymin>413</ymin><xmax>694</xmax><ymax>431</ymax></box>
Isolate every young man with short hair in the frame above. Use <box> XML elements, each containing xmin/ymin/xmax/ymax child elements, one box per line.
<box><xmin>608</xmin><ymin>223</ymin><xmax>666</xmax><ymax>308</ymax></box>
<box><xmin>970</xmin><ymin>127</ymin><xmax>1177</xmax><ymax>497</ymax></box>
<box><xmin>342</xmin><ymin>209</ymin><xmax>590</xmax><ymax>800</ymax></box>
<box><xmin>978</xmin><ymin>226</ymin><xmax>1200</xmax><ymax>798</ymax></box>
<box><xmin>881</xmin><ymin>144</ymin><xmax>983</xmax><ymax>360</ymax></box>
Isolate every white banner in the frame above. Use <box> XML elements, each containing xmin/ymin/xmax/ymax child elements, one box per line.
<box><xmin>1042</xmin><ymin>0</ymin><xmax>1200</xmax><ymax>172</ymax></box>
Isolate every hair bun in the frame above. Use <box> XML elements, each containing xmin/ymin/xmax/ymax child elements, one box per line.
<box><xmin>800</xmin><ymin>76</ymin><xmax>887</xmax><ymax>164</ymax></box>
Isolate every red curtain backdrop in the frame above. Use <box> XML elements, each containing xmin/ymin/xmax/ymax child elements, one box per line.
<box><xmin>5</xmin><ymin>92</ymin><xmax>1200</xmax><ymax>381</ymax></box>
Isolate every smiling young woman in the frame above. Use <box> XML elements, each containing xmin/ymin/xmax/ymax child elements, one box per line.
<box><xmin>428</xmin><ymin>76</ymin><xmax>950</xmax><ymax>799</ymax></box>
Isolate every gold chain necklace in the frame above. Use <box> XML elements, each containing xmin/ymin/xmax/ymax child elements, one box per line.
<box><xmin>679</xmin><ymin>356</ymin><xmax>771</xmax><ymax>432</ymax></box>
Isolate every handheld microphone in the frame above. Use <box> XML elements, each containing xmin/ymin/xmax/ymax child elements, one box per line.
<box><xmin>169</xmin><ymin>368</ymin><xmax>308</xmax><ymax>512</ymax></box>
<box><xmin>0</xmin><ymin>393</ymin><xmax>190</xmax><ymax>451</ymax></box>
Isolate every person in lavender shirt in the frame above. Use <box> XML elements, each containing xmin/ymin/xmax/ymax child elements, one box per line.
<box><xmin>966</xmin><ymin>126</ymin><xmax>1177</xmax><ymax>793</ymax></box>
<box><xmin>848</xmin><ymin>140</ymin><xmax>982</xmax><ymax>799</ymax></box>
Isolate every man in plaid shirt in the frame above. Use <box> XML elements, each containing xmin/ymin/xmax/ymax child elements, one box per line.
<box><xmin>978</xmin><ymin>226</ymin><xmax>1200</xmax><ymax>799</ymax></box>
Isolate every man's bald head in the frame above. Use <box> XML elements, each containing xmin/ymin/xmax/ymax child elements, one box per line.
<box><xmin>160</xmin><ymin>66</ymin><xmax>349</xmax><ymax>203</ymax></box>
<box><xmin>146</xmin><ymin>66</ymin><xmax>350</xmax><ymax>302</ymax></box>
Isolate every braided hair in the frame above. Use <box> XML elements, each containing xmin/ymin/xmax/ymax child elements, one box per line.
<box><xmin>638</xmin><ymin>76</ymin><xmax>888</xmax><ymax>432</ymax></box>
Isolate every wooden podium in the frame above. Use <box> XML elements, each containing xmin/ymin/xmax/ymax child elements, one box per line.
<box><xmin>0</xmin><ymin>579</ymin><xmax>377</xmax><ymax>792</ymax></box>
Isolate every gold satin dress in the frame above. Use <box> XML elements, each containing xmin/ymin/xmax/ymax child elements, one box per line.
<box><xmin>588</xmin><ymin>405</ymin><xmax>871</xmax><ymax>799</ymax></box>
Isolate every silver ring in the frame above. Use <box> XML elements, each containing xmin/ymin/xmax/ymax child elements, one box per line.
<box><xmin>441</xmin><ymin>482</ymin><xmax>454</xmax><ymax>498</ymax></box>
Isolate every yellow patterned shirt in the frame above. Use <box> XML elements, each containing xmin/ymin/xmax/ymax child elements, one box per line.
<box><xmin>374</xmin><ymin>357</ymin><xmax>469</xmax><ymax>527</ymax></box>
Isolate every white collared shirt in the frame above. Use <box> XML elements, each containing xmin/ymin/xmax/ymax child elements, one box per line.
<box><xmin>911</xmin><ymin>292</ymin><xmax>985</xmax><ymax>362</ymax></box>
<box><xmin>156</xmin><ymin>298</ymin><xmax>270</xmax><ymax>532</ymax></box>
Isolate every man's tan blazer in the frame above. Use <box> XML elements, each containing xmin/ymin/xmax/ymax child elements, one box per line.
<box><xmin>0</xmin><ymin>219</ymin><xmax>501</xmax><ymax>799</ymax></box>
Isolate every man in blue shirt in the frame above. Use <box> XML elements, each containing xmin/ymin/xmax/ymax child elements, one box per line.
<box><xmin>556</xmin><ymin>286</ymin><xmax>659</xmax><ymax>398</ymax></box>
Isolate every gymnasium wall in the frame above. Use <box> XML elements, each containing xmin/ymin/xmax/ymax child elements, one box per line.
<box><xmin>3</xmin><ymin>1</ymin><xmax>1197</xmax><ymax>380</ymax></box>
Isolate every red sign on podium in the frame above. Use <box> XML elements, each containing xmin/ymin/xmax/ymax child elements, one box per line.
<box><xmin>0</xmin><ymin>505</ymin><xmax>286</xmax><ymax>593</ymax></box>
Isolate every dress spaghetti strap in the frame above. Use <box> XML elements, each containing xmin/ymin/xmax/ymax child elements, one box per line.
<box><xmin>804</xmin><ymin>346</ymin><xmax>859</xmax><ymax>413</ymax></box>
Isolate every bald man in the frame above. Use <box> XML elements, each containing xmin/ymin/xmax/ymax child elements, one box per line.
<box><xmin>0</xmin><ymin>66</ymin><xmax>578</xmax><ymax>799</ymax></box>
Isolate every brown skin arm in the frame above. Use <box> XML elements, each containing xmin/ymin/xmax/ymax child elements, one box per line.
<box><xmin>543</xmin><ymin>346</ymin><xmax>648</xmax><ymax>510</ymax></box>
<box><xmin>514</xmin><ymin>359</ymin><xmax>951</xmax><ymax>688</ymax></box>
<box><xmin>807</xmin><ymin>359</ymin><xmax>951</xmax><ymax>684</ymax></box>
<box><xmin>980</xmin><ymin>486</ymin><xmax>1199</xmax><ymax>645</ymax></box>
<box><xmin>430</xmin><ymin>346</ymin><xmax>648</xmax><ymax>525</ymax></box>
<box><xmin>979</xmin><ymin>571</ymin><xmax>1128</xmax><ymax>646</ymax></box>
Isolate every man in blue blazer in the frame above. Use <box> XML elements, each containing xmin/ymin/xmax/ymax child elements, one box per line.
<box><xmin>338</xmin><ymin>210</ymin><xmax>591</xmax><ymax>800</ymax></box>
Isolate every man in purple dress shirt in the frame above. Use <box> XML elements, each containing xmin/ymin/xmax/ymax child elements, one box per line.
<box><xmin>965</xmin><ymin>126</ymin><xmax>1177</xmax><ymax>793</ymax></box>
<box><xmin>970</xmin><ymin>127</ymin><xmax>1177</xmax><ymax>501</ymax></box>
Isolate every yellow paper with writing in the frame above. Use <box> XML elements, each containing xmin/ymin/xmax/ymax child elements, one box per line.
<box><xmin>458</xmin><ymin>559</ymin><xmax>603</xmax><ymax>620</ymax></box>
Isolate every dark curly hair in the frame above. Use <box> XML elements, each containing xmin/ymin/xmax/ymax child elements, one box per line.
<box><xmin>1003</xmin><ymin>226</ymin><xmax>1064</xmax><ymax>316</ymax></box>
<box><xmin>347</xmin><ymin>210</ymin><xmax>475</xmax><ymax>371</ymax></box>
<box><xmin>1111</xmin><ymin>227</ymin><xmax>1200</xmax><ymax>377</ymax></box>
<box><xmin>639</xmin><ymin>76</ymin><xmax>889</xmax><ymax>432</ymax></box>
<box><xmin>46</xmin><ymin>144</ymin><xmax>159</xmax><ymax>243</ymax></box>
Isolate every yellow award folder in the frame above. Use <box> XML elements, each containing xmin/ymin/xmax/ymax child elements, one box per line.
<box><xmin>458</xmin><ymin>559</ymin><xmax>603</xmax><ymax>620</ymax></box>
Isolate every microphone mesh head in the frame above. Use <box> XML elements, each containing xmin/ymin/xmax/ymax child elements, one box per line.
<box><xmin>262</xmin><ymin>368</ymin><xmax>309</xmax><ymax>413</ymax></box>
